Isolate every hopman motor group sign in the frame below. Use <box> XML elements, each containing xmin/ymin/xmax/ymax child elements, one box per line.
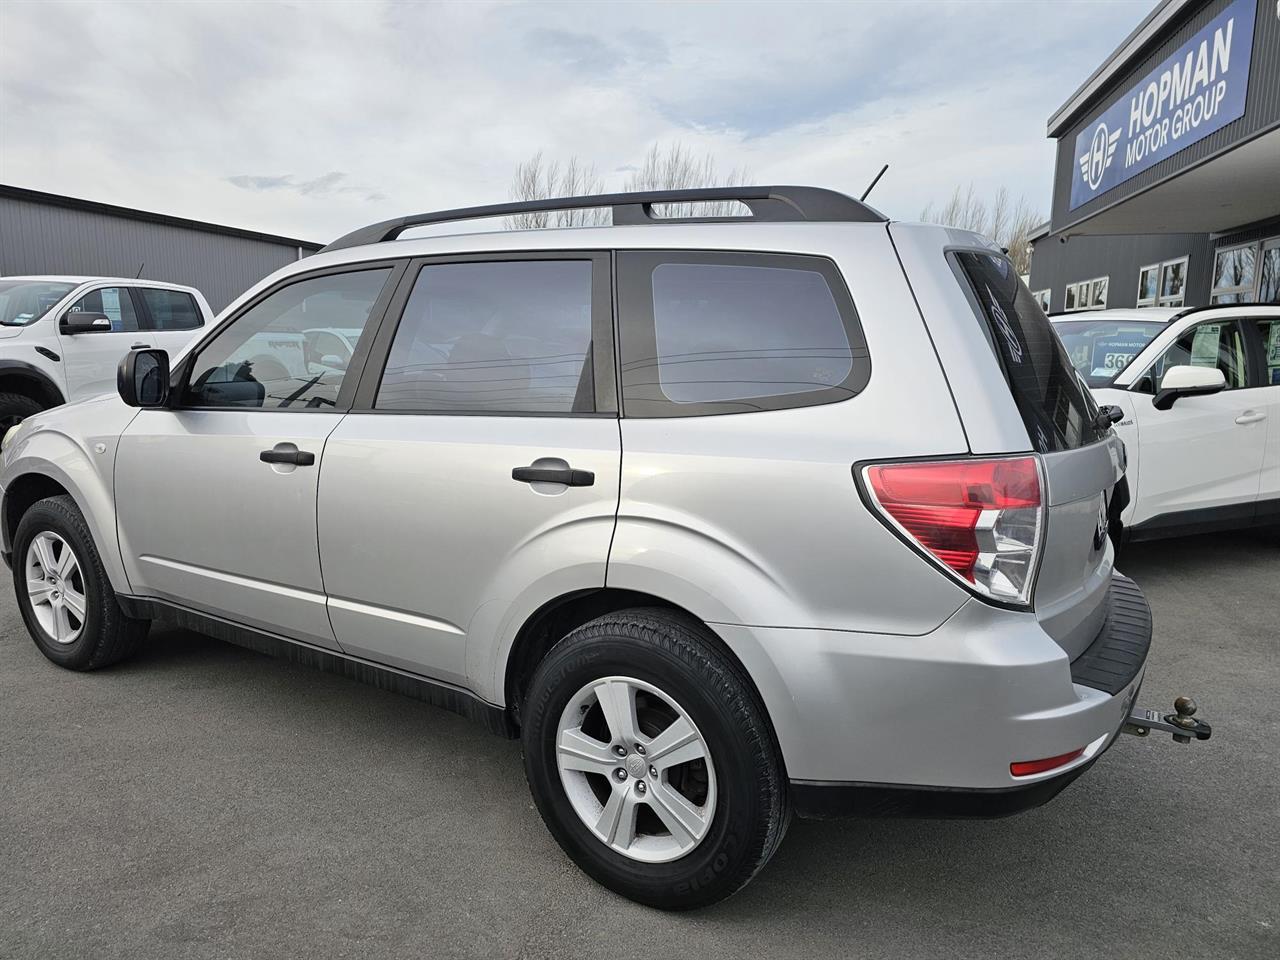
<box><xmin>1070</xmin><ymin>0</ymin><xmax>1257</xmax><ymax>210</ymax></box>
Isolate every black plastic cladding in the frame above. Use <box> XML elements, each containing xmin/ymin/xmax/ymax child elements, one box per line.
<box><xmin>321</xmin><ymin>186</ymin><xmax>888</xmax><ymax>252</ymax></box>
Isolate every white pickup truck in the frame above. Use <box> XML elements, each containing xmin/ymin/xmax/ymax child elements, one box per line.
<box><xmin>0</xmin><ymin>275</ymin><xmax>213</xmax><ymax>426</ymax></box>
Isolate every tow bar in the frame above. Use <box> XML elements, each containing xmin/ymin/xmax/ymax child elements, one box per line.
<box><xmin>1121</xmin><ymin>696</ymin><xmax>1212</xmax><ymax>744</ymax></box>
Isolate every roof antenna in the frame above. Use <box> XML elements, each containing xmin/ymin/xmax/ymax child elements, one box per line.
<box><xmin>859</xmin><ymin>164</ymin><xmax>888</xmax><ymax>202</ymax></box>
<box><xmin>135</xmin><ymin>263</ymin><xmax>145</xmax><ymax>278</ymax></box>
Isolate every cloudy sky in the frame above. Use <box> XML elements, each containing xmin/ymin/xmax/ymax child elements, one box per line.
<box><xmin>2</xmin><ymin>0</ymin><xmax>1155</xmax><ymax>243</ymax></box>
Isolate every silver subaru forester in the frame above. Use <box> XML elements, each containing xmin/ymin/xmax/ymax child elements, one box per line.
<box><xmin>1</xmin><ymin>187</ymin><xmax>1197</xmax><ymax>909</ymax></box>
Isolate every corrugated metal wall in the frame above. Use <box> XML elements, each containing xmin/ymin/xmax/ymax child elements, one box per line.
<box><xmin>1051</xmin><ymin>0</ymin><xmax>1279</xmax><ymax>233</ymax></box>
<box><xmin>1028</xmin><ymin>232</ymin><xmax>1214</xmax><ymax>312</ymax></box>
<box><xmin>0</xmin><ymin>193</ymin><xmax>312</xmax><ymax>312</ymax></box>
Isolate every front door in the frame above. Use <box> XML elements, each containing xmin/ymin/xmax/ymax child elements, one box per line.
<box><xmin>1127</xmin><ymin>318</ymin><xmax>1265</xmax><ymax>526</ymax></box>
<box><xmin>57</xmin><ymin>285</ymin><xmax>149</xmax><ymax>401</ymax></box>
<box><xmin>317</xmin><ymin>254</ymin><xmax>619</xmax><ymax>687</ymax></box>
<box><xmin>116</xmin><ymin>264</ymin><xmax>401</xmax><ymax>648</ymax></box>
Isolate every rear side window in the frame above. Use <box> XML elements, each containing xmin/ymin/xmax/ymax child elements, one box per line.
<box><xmin>376</xmin><ymin>259</ymin><xmax>598</xmax><ymax>414</ymax></box>
<box><xmin>140</xmin><ymin>288</ymin><xmax>203</xmax><ymax>330</ymax></box>
<box><xmin>954</xmin><ymin>251</ymin><xmax>1104</xmax><ymax>452</ymax></box>
<box><xmin>617</xmin><ymin>251</ymin><xmax>869</xmax><ymax>416</ymax></box>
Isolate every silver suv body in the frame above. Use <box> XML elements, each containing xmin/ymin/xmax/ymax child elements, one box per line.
<box><xmin>0</xmin><ymin>188</ymin><xmax>1152</xmax><ymax>908</ymax></box>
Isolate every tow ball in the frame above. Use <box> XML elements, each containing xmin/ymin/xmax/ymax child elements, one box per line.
<box><xmin>1122</xmin><ymin>696</ymin><xmax>1212</xmax><ymax>743</ymax></box>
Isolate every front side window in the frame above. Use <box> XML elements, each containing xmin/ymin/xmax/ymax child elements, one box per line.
<box><xmin>1253</xmin><ymin>318</ymin><xmax>1280</xmax><ymax>385</ymax></box>
<box><xmin>1031</xmin><ymin>289</ymin><xmax>1051</xmax><ymax>313</ymax></box>
<box><xmin>0</xmin><ymin>280</ymin><xmax>76</xmax><ymax>326</ymax></box>
<box><xmin>66</xmin><ymin>287</ymin><xmax>140</xmax><ymax>332</ymax></box>
<box><xmin>140</xmin><ymin>288</ymin><xmax>203</xmax><ymax>330</ymax></box>
<box><xmin>184</xmin><ymin>268</ymin><xmax>391</xmax><ymax>409</ymax></box>
<box><xmin>1140</xmin><ymin>320</ymin><xmax>1250</xmax><ymax>392</ymax></box>
<box><xmin>376</xmin><ymin>259</ymin><xmax>596</xmax><ymax>414</ymax></box>
<box><xmin>956</xmin><ymin>251</ymin><xmax>1104</xmax><ymax>452</ymax></box>
<box><xmin>1052</xmin><ymin>318</ymin><xmax>1167</xmax><ymax>387</ymax></box>
<box><xmin>617</xmin><ymin>251</ymin><xmax>868</xmax><ymax>416</ymax></box>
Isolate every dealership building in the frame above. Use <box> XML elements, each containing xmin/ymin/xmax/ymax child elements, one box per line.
<box><xmin>1028</xmin><ymin>0</ymin><xmax>1280</xmax><ymax>314</ymax></box>
<box><xmin>0</xmin><ymin>184</ymin><xmax>321</xmax><ymax>312</ymax></box>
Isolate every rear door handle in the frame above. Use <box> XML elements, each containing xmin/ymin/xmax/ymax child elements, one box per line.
<box><xmin>260</xmin><ymin>444</ymin><xmax>316</xmax><ymax>466</ymax></box>
<box><xmin>1235</xmin><ymin>411</ymin><xmax>1267</xmax><ymax>425</ymax></box>
<box><xmin>512</xmin><ymin>465</ymin><xmax>595</xmax><ymax>486</ymax></box>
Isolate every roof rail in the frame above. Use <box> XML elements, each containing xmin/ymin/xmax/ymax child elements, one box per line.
<box><xmin>321</xmin><ymin>185</ymin><xmax>886</xmax><ymax>252</ymax></box>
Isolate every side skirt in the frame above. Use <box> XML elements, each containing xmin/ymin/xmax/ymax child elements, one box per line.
<box><xmin>1126</xmin><ymin>497</ymin><xmax>1276</xmax><ymax>543</ymax></box>
<box><xmin>118</xmin><ymin>596</ymin><xmax>517</xmax><ymax>738</ymax></box>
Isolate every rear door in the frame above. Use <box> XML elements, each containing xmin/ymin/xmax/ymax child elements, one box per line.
<box><xmin>135</xmin><ymin>286</ymin><xmax>209</xmax><ymax>356</ymax></box>
<box><xmin>316</xmin><ymin>253</ymin><xmax>619</xmax><ymax>687</ymax></box>
<box><xmin>951</xmin><ymin>250</ymin><xmax>1121</xmax><ymax>660</ymax></box>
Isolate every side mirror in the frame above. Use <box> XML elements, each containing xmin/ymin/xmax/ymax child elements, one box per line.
<box><xmin>1152</xmin><ymin>364</ymin><xmax>1227</xmax><ymax>410</ymax></box>
<box><xmin>61</xmin><ymin>310</ymin><xmax>113</xmax><ymax>334</ymax></box>
<box><xmin>320</xmin><ymin>354</ymin><xmax>347</xmax><ymax>369</ymax></box>
<box><xmin>117</xmin><ymin>349</ymin><xmax>170</xmax><ymax>407</ymax></box>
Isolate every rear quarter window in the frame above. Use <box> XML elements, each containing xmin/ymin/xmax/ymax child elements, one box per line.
<box><xmin>617</xmin><ymin>251</ymin><xmax>870</xmax><ymax>417</ymax></box>
<box><xmin>954</xmin><ymin>251</ymin><xmax>1104</xmax><ymax>452</ymax></box>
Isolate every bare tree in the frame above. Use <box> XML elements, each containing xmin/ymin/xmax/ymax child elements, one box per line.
<box><xmin>623</xmin><ymin>143</ymin><xmax>752</xmax><ymax>217</ymax></box>
<box><xmin>505</xmin><ymin>143</ymin><xmax>753</xmax><ymax>228</ymax></box>
<box><xmin>921</xmin><ymin>185</ymin><xmax>1042</xmax><ymax>276</ymax></box>
<box><xmin>505</xmin><ymin>151</ymin><xmax>608</xmax><ymax>229</ymax></box>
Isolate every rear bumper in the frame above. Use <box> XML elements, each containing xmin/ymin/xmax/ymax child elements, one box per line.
<box><xmin>717</xmin><ymin>572</ymin><xmax>1150</xmax><ymax>804</ymax></box>
<box><xmin>790</xmin><ymin>756</ymin><xmax>1098</xmax><ymax>820</ymax></box>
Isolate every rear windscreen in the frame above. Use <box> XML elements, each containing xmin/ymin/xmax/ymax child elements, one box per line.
<box><xmin>955</xmin><ymin>251</ymin><xmax>1104</xmax><ymax>453</ymax></box>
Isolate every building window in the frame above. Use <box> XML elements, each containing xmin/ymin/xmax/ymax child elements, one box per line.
<box><xmin>1064</xmin><ymin>276</ymin><xmax>1108</xmax><ymax>312</ymax></box>
<box><xmin>1137</xmin><ymin>258</ymin><xmax>1187</xmax><ymax>307</ymax></box>
<box><xmin>1031</xmin><ymin>289</ymin><xmax>1051</xmax><ymax>313</ymax></box>
<box><xmin>1211</xmin><ymin>237</ymin><xmax>1280</xmax><ymax>304</ymax></box>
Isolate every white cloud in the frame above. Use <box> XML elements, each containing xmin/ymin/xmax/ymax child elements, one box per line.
<box><xmin>0</xmin><ymin>0</ymin><xmax>1155</xmax><ymax>242</ymax></box>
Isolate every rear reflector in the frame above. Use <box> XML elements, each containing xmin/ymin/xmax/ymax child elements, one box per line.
<box><xmin>1010</xmin><ymin>748</ymin><xmax>1085</xmax><ymax>778</ymax></box>
<box><xmin>863</xmin><ymin>456</ymin><xmax>1044</xmax><ymax>606</ymax></box>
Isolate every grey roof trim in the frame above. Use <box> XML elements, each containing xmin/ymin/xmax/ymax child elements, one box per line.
<box><xmin>1047</xmin><ymin>0</ymin><xmax>1196</xmax><ymax>138</ymax></box>
<box><xmin>0</xmin><ymin>183</ymin><xmax>323</xmax><ymax>250</ymax></box>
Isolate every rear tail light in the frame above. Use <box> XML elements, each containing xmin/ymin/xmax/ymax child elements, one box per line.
<box><xmin>862</xmin><ymin>456</ymin><xmax>1044</xmax><ymax>606</ymax></box>
<box><xmin>1010</xmin><ymin>748</ymin><xmax>1084</xmax><ymax>778</ymax></box>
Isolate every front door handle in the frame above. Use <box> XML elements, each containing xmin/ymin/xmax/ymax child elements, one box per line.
<box><xmin>131</xmin><ymin>342</ymin><xmax>152</xmax><ymax>350</ymax></box>
<box><xmin>512</xmin><ymin>464</ymin><xmax>595</xmax><ymax>486</ymax></box>
<box><xmin>1235</xmin><ymin>410</ymin><xmax>1267</xmax><ymax>425</ymax></box>
<box><xmin>260</xmin><ymin>444</ymin><xmax>316</xmax><ymax>466</ymax></box>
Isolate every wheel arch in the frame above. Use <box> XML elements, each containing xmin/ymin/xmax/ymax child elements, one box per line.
<box><xmin>2</xmin><ymin>458</ymin><xmax>130</xmax><ymax>595</ymax></box>
<box><xmin>0</xmin><ymin>359</ymin><xmax>66</xmax><ymax>410</ymax></box>
<box><xmin>501</xmin><ymin>587</ymin><xmax>795</xmax><ymax>766</ymax></box>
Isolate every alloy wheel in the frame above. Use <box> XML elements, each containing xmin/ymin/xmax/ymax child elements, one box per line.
<box><xmin>25</xmin><ymin>531</ymin><xmax>87</xmax><ymax>645</ymax></box>
<box><xmin>555</xmin><ymin>676</ymin><xmax>717</xmax><ymax>863</ymax></box>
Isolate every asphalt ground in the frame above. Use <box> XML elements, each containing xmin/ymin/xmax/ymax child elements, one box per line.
<box><xmin>2</xmin><ymin>529</ymin><xmax>1277</xmax><ymax>960</ymax></box>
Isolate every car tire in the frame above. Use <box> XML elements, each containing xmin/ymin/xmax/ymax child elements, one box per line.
<box><xmin>521</xmin><ymin>607</ymin><xmax>790</xmax><ymax>910</ymax></box>
<box><xmin>12</xmin><ymin>495</ymin><xmax>149</xmax><ymax>670</ymax></box>
<box><xmin>0</xmin><ymin>391</ymin><xmax>44</xmax><ymax>431</ymax></box>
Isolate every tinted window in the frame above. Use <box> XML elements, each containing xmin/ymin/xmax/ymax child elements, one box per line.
<box><xmin>376</xmin><ymin>260</ymin><xmax>595</xmax><ymax>413</ymax></box>
<box><xmin>617</xmin><ymin>251</ymin><xmax>868</xmax><ymax>416</ymax></box>
<box><xmin>1052</xmin><ymin>318</ymin><xmax>1166</xmax><ymax>387</ymax></box>
<box><xmin>66</xmin><ymin>287</ymin><xmax>140</xmax><ymax>332</ymax></box>
<box><xmin>140</xmin><ymin>288</ymin><xmax>203</xmax><ymax>330</ymax></box>
<box><xmin>956</xmin><ymin>251</ymin><xmax>1104</xmax><ymax>452</ymax></box>
<box><xmin>1143</xmin><ymin>320</ymin><xmax>1250</xmax><ymax>391</ymax></box>
<box><xmin>184</xmin><ymin>268</ymin><xmax>390</xmax><ymax>409</ymax></box>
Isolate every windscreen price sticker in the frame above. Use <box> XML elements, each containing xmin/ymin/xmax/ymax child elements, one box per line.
<box><xmin>1090</xmin><ymin>336</ymin><xmax>1149</xmax><ymax>376</ymax></box>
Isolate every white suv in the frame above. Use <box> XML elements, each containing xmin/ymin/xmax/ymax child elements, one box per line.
<box><xmin>0</xmin><ymin>276</ymin><xmax>212</xmax><ymax>426</ymax></box>
<box><xmin>0</xmin><ymin>188</ymin><xmax>1206</xmax><ymax>909</ymax></box>
<box><xmin>1052</xmin><ymin>305</ymin><xmax>1279</xmax><ymax>541</ymax></box>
